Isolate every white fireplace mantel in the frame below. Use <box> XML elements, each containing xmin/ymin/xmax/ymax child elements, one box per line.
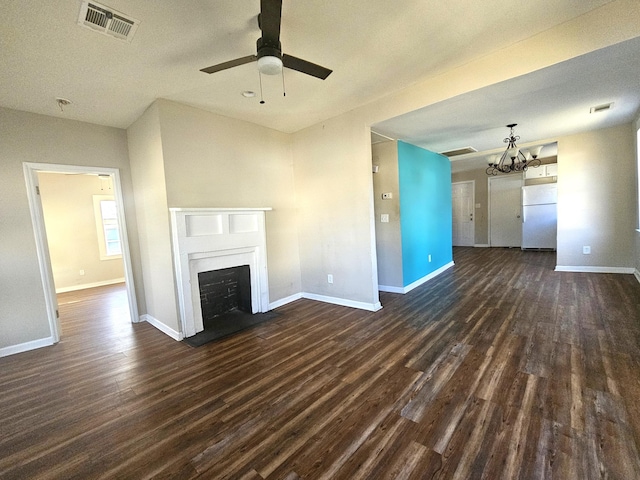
<box><xmin>169</xmin><ymin>208</ymin><xmax>272</xmax><ymax>338</ymax></box>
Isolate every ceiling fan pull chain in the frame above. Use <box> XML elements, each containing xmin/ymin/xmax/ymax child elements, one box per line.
<box><xmin>259</xmin><ymin>71</ymin><xmax>265</xmax><ymax>104</ymax></box>
<box><xmin>282</xmin><ymin>68</ymin><xmax>286</xmax><ymax>97</ymax></box>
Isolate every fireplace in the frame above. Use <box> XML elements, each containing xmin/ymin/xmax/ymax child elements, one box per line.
<box><xmin>198</xmin><ymin>265</ymin><xmax>251</xmax><ymax>321</ymax></box>
<box><xmin>170</xmin><ymin>208</ymin><xmax>271</xmax><ymax>338</ymax></box>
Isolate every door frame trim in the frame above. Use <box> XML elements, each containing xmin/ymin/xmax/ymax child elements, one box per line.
<box><xmin>23</xmin><ymin>162</ymin><xmax>139</xmax><ymax>344</ymax></box>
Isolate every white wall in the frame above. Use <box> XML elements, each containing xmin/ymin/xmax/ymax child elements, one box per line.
<box><xmin>127</xmin><ymin>103</ymin><xmax>180</xmax><ymax>333</ymax></box>
<box><xmin>126</xmin><ymin>100</ymin><xmax>304</xmax><ymax>336</ymax></box>
<box><xmin>634</xmin><ymin>115</ymin><xmax>640</xmax><ymax>276</ymax></box>
<box><xmin>372</xmin><ymin>140</ymin><xmax>403</xmax><ymax>288</ymax></box>
<box><xmin>38</xmin><ymin>172</ymin><xmax>125</xmax><ymax>291</ymax></box>
<box><xmin>290</xmin><ymin>0</ymin><xmax>640</xmax><ymax>309</ymax></box>
<box><xmin>156</xmin><ymin>100</ymin><xmax>302</xmax><ymax>304</ymax></box>
<box><xmin>556</xmin><ymin>124</ymin><xmax>636</xmax><ymax>270</ymax></box>
<box><xmin>293</xmin><ymin>113</ymin><xmax>380</xmax><ymax>309</ymax></box>
<box><xmin>0</xmin><ymin>107</ymin><xmax>142</xmax><ymax>352</ymax></box>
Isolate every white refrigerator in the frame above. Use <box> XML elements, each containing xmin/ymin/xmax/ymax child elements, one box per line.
<box><xmin>522</xmin><ymin>183</ymin><xmax>557</xmax><ymax>250</ymax></box>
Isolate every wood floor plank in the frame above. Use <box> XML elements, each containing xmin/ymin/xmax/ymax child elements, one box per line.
<box><xmin>1</xmin><ymin>248</ymin><xmax>640</xmax><ymax>479</ymax></box>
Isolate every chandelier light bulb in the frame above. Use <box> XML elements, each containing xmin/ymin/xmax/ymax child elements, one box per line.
<box><xmin>529</xmin><ymin>145</ymin><xmax>543</xmax><ymax>159</ymax></box>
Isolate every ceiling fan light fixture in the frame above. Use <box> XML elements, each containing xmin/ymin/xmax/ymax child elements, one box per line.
<box><xmin>257</xmin><ymin>55</ymin><xmax>283</xmax><ymax>75</ymax></box>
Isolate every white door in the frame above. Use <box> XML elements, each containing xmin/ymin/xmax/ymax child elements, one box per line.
<box><xmin>489</xmin><ymin>175</ymin><xmax>522</xmax><ymax>247</ymax></box>
<box><xmin>452</xmin><ymin>181</ymin><xmax>474</xmax><ymax>246</ymax></box>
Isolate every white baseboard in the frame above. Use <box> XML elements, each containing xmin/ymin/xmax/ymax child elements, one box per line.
<box><xmin>140</xmin><ymin>314</ymin><xmax>183</xmax><ymax>341</ymax></box>
<box><xmin>0</xmin><ymin>336</ymin><xmax>55</xmax><ymax>358</ymax></box>
<box><xmin>269</xmin><ymin>293</ymin><xmax>303</xmax><ymax>310</ymax></box>
<box><xmin>555</xmin><ymin>266</ymin><xmax>636</xmax><ymax>274</ymax></box>
<box><xmin>381</xmin><ymin>261</ymin><xmax>455</xmax><ymax>295</ymax></box>
<box><xmin>301</xmin><ymin>293</ymin><xmax>382</xmax><ymax>312</ymax></box>
<box><xmin>635</xmin><ymin>269</ymin><xmax>640</xmax><ymax>284</ymax></box>
<box><xmin>56</xmin><ymin>278</ymin><xmax>125</xmax><ymax>294</ymax></box>
<box><xmin>474</xmin><ymin>244</ymin><xmax>490</xmax><ymax>248</ymax></box>
<box><xmin>378</xmin><ymin>285</ymin><xmax>405</xmax><ymax>294</ymax></box>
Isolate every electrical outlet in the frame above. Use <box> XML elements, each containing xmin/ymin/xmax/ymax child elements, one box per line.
<box><xmin>327</xmin><ymin>274</ymin><xmax>333</xmax><ymax>284</ymax></box>
<box><xmin>583</xmin><ymin>246</ymin><xmax>591</xmax><ymax>255</ymax></box>
<box><xmin>381</xmin><ymin>214</ymin><xmax>389</xmax><ymax>223</ymax></box>
<box><xmin>428</xmin><ymin>254</ymin><xmax>432</xmax><ymax>262</ymax></box>
<box><xmin>79</xmin><ymin>269</ymin><xmax>85</xmax><ymax>276</ymax></box>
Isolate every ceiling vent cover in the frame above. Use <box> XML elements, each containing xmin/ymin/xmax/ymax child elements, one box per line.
<box><xmin>590</xmin><ymin>102</ymin><xmax>614</xmax><ymax>114</ymax></box>
<box><xmin>440</xmin><ymin>146</ymin><xmax>478</xmax><ymax>157</ymax></box>
<box><xmin>78</xmin><ymin>1</ymin><xmax>140</xmax><ymax>43</ymax></box>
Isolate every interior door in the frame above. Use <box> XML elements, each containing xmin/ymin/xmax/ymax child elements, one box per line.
<box><xmin>452</xmin><ymin>181</ymin><xmax>474</xmax><ymax>246</ymax></box>
<box><xmin>489</xmin><ymin>175</ymin><xmax>522</xmax><ymax>247</ymax></box>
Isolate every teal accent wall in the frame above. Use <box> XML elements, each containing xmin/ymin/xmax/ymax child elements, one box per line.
<box><xmin>397</xmin><ymin>141</ymin><xmax>453</xmax><ymax>286</ymax></box>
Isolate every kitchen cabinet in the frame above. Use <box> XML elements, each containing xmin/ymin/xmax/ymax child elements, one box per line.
<box><xmin>525</xmin><ymin>163</ymin><xmax>557</xmax><ymax>179</ymax></box>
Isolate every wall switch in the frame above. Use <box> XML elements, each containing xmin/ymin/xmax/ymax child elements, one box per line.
<box><xmin>327</xmin><ymin>274</ymin><xmax>333</xmax><ymax>284</ymax></box>
<box><xmin>428</xmin><ymin>254</ymin><xmax>432</xmax><ymax>262</ymax></box>
<box><xmin>382</xmin><ymin>192</ymin><xmax>393</xmax><ymax>199</ymax></box>
<box><xmin>372</xmin><ymin>165</ymin><xmax>379</xmax><ymax>173</ymax></box>
<box><xmin>475</xmin><ymin>203</ymin><xmax>481</xmax><ymax>209</ymax></box>
<box><xmin>79</xmin><ymin>269</ymin><xmax>85</xmax><ymax>276</ymax></box>
<box><xmin>381</xmin><ymin>214</ymin><xmax>389</xmax><ymax>223</ymax></box>
<box><xmin>583</xmin><ymin>246</ymin><xmax>591</xmax><ymax>254</ymax></box>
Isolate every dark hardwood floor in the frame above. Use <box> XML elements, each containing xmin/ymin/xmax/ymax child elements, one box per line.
<box><xmin>2</xmin><ymin>247</ymin><xmax>640</xmax><ymax>479</ymax></box>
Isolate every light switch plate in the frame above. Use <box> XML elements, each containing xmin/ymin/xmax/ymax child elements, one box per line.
<box><xmin>382</xmin><ymin>192</ymin><xmax>393</xmax><ymax>199</ymax></box>
<box><xmin>381</xmin><ymin>214</ymin><xmax>389</xmax><ymax>223</ymax></box>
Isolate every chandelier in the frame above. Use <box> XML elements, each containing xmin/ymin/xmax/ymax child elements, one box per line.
<box><xmin>485</xmin><ymin>124</ymin><xmax>543</xmax><ymax>176</ymax></box>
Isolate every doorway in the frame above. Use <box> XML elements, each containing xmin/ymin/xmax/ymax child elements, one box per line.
<box><xmin>489</xmin><ymin>175</ymin><xmax>523</xmax><ymax>247</ymax></box>
<box><xmin>452</xmin><ymin>180</ymin><xmax>475</xmax><ymax>246</ymax></box>
<box><xmin>23</xmin><ymin>163</ymin><xmax>138</xmax><ymax>343</ymax></box>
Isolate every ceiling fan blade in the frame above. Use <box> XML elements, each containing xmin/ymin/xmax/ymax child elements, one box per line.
<box><xmin>260</xmin><ymin>0</ymin><xmax>282</xmax><ymax>45</ymax></box>
<box><xmin>282</xmin><ymin>54</ymin><xmax>332</xmax><ymax>80</ymax></box>
<box><xmin>200</xmin><ymin>55</ymin><xmax>257</xmax><ymax>74</ymax></box>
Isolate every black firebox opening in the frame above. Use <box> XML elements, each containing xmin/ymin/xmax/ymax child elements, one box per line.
<box><xmin>185</xmin><ymin>265</ymin><xmax>278</xmax><ymax>347</ymax></box>
<box><xmin>198</xmin><ymin>265</ymin><xmax>252</xmax><ymax>323</ymax></box>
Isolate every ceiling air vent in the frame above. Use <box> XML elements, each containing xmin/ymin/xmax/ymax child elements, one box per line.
<box><xmin>440</xmin><ymin>146</ymin><xmax>478</xmax><ymax>157</ymax></box>
<box><xmin>590</xmin><ymin>102</ymin><xmax>614</xmax><ymax>114</ymax></box>
<box><xmin>78</xmin><ymin>1</ymin><xmax>140</xmax><ymax>43</ymax></box>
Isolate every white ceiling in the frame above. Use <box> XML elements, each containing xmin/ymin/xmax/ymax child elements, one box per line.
<box><xmin>0</xmin><ymin>0</ymin><xmax>625</xmax><ymax>138</ymax></box>
<box><xmin>372</xmin><ymin>36</ymin><xmax>640</xmax><ymax>172</ymax></box>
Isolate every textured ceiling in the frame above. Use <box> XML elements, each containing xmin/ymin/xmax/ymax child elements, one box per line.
<box><xmin>0</xmin><ymin>0</ymin><xmax>619</xmax><ymax>134</ymax></box>
<box><xmin>373</xmin><ymin>36</ymin><xmax>640</xmax><ymax>172</ymax></box>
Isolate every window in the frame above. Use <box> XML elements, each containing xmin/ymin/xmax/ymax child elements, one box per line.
<box><xmin>93</xmin><ymin>195</ymin><xmax>122</xmax><ymax>259</ymax></box>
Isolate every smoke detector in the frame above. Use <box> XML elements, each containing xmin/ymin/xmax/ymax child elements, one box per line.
<box><xmin>77</xmin><ymin>1</ymin><xmax>140</xmax><ymax>43</ymax></box>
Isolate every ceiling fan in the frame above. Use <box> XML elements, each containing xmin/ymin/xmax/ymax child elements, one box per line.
<box><xmin>200</xmin><ymin>0</ymin><xmax>332</xmax><ymax>81</ymax></box>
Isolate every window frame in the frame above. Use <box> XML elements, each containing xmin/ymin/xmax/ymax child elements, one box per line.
<box><xmin>93</xmin><ymin>194</ymin><xmax>123</xmax><ymax>260</ymax></box>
